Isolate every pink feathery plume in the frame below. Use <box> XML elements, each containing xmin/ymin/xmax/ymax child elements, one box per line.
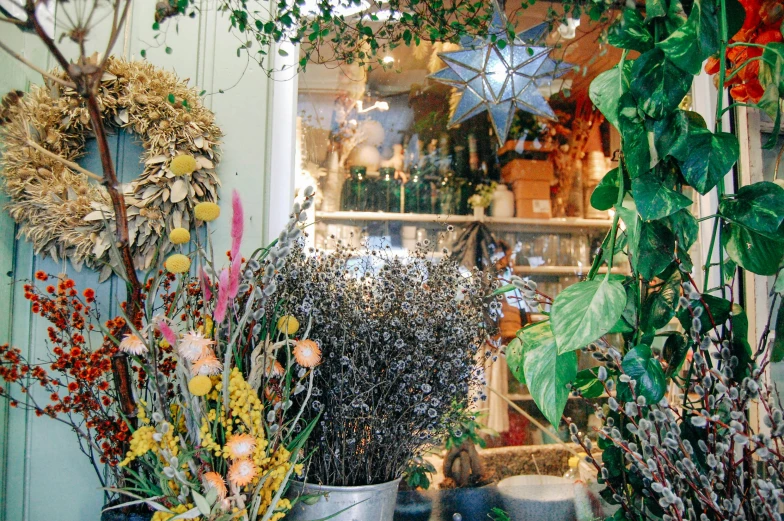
<box><xmin>228</xmin><ymin>254</ymin><xmax>242</xmax><ymax>299</ymax></box>
<box><xmin>230</xmin><ymin>190</ymin><xmax>244</xmax><ymax>260</ymax></box>
<box><xmin>158</xmin><ymin>321</ymin><xmax>178</xmax><ymax>346</ymax></box>
<box><xmin>199</xmin><ymin>267</ymin><xmax>212</xmax><ymax>301</ymax></box>
<box><xmin>214</xmin><ymin>268</ymin><xmax>230</xmax><ymax>323</ymax></box>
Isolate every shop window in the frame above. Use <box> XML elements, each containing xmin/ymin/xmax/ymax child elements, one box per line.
<box><xmin>295</xmin><ymin>8</ymin><xmax>632</xmax><ymax>447</ymax></box>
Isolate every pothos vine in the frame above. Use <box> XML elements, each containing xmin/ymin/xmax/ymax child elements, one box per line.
<box><xmin>500</xmin><ymin>0</ymin><xmax>784</xmax><ymax>518</ymax></box>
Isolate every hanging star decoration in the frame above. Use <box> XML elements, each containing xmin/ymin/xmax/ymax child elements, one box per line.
<box><xmin>429</xmin><ymin>4</ymin><xmax>568</xmax><ymax>144</ymax></box>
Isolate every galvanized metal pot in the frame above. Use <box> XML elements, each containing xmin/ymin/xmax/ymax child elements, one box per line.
<box><xmin>287</xmin><ymin>478</ymin><xmax>402</xmax><ymax>521</ymax></box>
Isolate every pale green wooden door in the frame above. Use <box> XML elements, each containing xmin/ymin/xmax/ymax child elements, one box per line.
<box><xmin>0</xmin><ymin>3</ymin><xmax>288</xmax><ymax>519</ymax></box>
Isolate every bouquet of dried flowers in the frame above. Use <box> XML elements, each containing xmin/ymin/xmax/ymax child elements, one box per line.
<box><xmin>468</xmin><ymin>182</ymin><xmax>497</xmax><ymax>209</ymax></box>
<box><xmin>1</xmin><ymin>187</ymin><xmax>321</xmax><ymax>521</ymax></box>
<box><xmin>268</xmin><ymin>239</ymin><xmax>498</xmax><ymax>487</ymax></box>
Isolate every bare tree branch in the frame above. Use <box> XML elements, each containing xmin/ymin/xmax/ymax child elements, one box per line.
<box><xmin>0</xmin><ymin>38</ymin><xmax>76</xmax><ymax>88</ymax></box>
<box><xmin>25</xmin><ymin>139</ymin><xmax>104</xmax><ymax>182</ymax></box>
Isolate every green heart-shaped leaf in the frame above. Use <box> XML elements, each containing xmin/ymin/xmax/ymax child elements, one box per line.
<box><xmin>719</xmin><ymin>182</ymin><xmax>784</xmax><ymax>240</ymax></box>
<box><xmin>630</xmin><ymin>49</ymin><xmax>693</xmax><ymax>120</ymax></box>
<box><xmin>645</xmin><ymin>0</ymin><xmax>668</xmax><ymax>21</ymax></box>
<box><xmin>640</xmin><ymin>269</ymin><xmax>681</xmax><ymax>332</ymax></box>
<box><xmin>620</xmin><ymin>344</ymin><xmax>666</xmax><ymax>403</ymax></box>
<box><xmin>521</xmin><ymin>322</ymin><xmax>578</xmax><ymax>427</ymax></box>
<box><xmin>573</xmin><ymin>367</ymin><xmax>611</xmax><ymax>399</ymax></box>
<box><xmin>551</xmin><ymin>279</ymin><xmax>627</xmax><ymax>354</ymax></box>
<box><xmin>772</xmin><ymin>303</ymin><xmax>784</xmax><ymax>363</ymax></box>
<box><xmin>607</xmin><ymin>8</ymin><xmax>654</xmax><ymax>53</ymax></box>
<box><xmin>506</xmin><ymin>336</ymin><xmax>526</xmax><ymax>385</ymax></box>
<box><xmin>680</xmin><ymin>131</ymin><xmax>739</xmax><ymax>195</ymax></box>
<box><xmin>618</xmin><ymin>93</ymin><xmax>654</xmax><ymax>179</ymax></box>
<box><xmin>636</xmin><ymin>221</ymin><xmax>677</xmax><ymax>280</ymax></box>
<box><xmin>662</xmin><ymin>332</ymin><xmax>689</xmax><ymax>376</ymax></box>
<box><xmin>677</xmin><ymin>293</ymin><xmax>732</xmax><ymax>334</ymax></box>
<box><xmin>654</xmin><ymin>110</ymin><xmax>708</xmax><ymax>162</ymax></box>
<box><xmin>656</xmin><ymin>0</ymin><xmax>720</xmax><ymax>75</ymax></box>
<box><xmin>722</xmin><ymin>222</ymin><xmax>784</xmax><ymax>275</ymax></box>
<box><xmin>589</xmin><ymin>61</ymin><xmax>632</xmax><ymax>131</ymax></box>
<box><xmin>662</xmin><ymin>208</ymin><xmax>700</xmax><ymax>250</ymax></box>
<box><xmin>591</xmin><ymin>167</ymin><xmax>625</xmax><ymax>211</ymax></box>
<box><xmin>632</xmin><ymin>165</ymin><xmax>694</xmax><ymax>221</ymax></box>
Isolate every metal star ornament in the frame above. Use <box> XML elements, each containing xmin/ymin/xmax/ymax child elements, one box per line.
<box><xmin>429</xmin><ymin>3</ymin><xmax>565</xmax><ymax>144</ymax></box>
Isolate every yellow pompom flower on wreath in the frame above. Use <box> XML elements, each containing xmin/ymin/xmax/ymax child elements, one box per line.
<box><xmin>194</xmin><ymin>201</ymin><xmax>220</xmax><ymax>222</ymax></box>
<box><xmin>169</xmin><ymin>154</ymin><xmax>198</xmax><ymax>176</ymax></box>
<box><xmin>168</xmin><ymin>227</ymin><xmax>191</xmax><ymax>245</ymax></box>
<box><xmin>0</xmin><ymin>57</ymin><xmax>222</xmax><ymax>280</ymax></box>
<box><xmin>165</xmin><ymin>254</ymin><xmax>191</xmax><ymax>274</ymax></box>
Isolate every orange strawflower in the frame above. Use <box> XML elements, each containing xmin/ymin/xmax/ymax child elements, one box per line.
<box><xmin>224</xmin><ymin>433</ymin><xmax>256</xmax><ymax>459</ymax></box>
<box><xmin>293</xmin><ymin>339</ymin><xmax>321</xmax><ymax>368</ymax></box>
<box><xmin>228</xmin><ymin>459</ymin><xmax>257</xmax><ymax>487</ymax></box>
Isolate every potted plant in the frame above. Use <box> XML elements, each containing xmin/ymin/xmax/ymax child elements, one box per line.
<box><xmin>468</xmin><ymin>182</ymin><xmax>497</xmax><ymax>219</ymax></box>
<box><xmin>395</xmin><ymin>456</ymin><xmax>437</xmax><ymax>521</ymax></box>
<box><xmin>274</xmin><ymin>242</ymin><xmax>497</xmax><ymax>521</ymax></box>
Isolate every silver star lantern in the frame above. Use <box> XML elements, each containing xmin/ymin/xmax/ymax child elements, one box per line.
<box><xmin>429</xmin><ymin>4</ymin><xmax>566</xmax><ymax>144</ymax></box>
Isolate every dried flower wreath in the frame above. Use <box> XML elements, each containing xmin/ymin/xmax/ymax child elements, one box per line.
<box><xmin>0</xmin><ymin>57</ymin><xmax>222</xmax><ymax>280</ymax></box>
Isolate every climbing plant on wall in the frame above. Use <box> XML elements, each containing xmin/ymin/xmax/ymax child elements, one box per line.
<box><xmin>501</xmin><ymin>0</ymin><xmax>784</xmax><ymax>518</ymax></box>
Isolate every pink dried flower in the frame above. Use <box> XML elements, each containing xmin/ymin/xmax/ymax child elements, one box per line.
<box><xmin>158</xmin><ymin>321</ymin><xmax>178</xmax><ymax>347</ymax></box>
<box><xmin>228</xmin><ymin>254</ymin><xmax>242</xmax><ymax>299</ymax></box>
<box><xmin>214</xmin><ymin>268</ymin><xmax>230</xmax><ymax>323</ymax></box>
<box><xmin>200</xmin><ymin>267</ymin><xmax>212</xmax><ymax>301</ymax></box>
<box><xmin>230</xmin><ymin>190</ymin><xmax>244</xmax><ymax>260</ymax></box>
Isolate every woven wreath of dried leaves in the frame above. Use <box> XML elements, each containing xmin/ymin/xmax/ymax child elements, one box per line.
<box><xmin>0</xmin><ymin>57</ymin><xmax>222</xmax><ymax>281</ymax></box>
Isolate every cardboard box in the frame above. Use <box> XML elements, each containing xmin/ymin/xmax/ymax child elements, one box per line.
<box><xmin>515</xmin><ymin>196</ymin><xmax>552</xmax><ymax>219</ymax></box>
<box><xmin>512</xmin><ymin>180</ymin><xmax>550</xmax><ymax>200</ymax></box>
<box><xmin>502</xmin><ymin>159</ymin><xmax>554</xmax><ymax>184</ymax></box>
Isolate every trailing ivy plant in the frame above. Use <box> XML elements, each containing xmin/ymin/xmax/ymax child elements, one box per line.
<box><xmin>153</xmin><ymin>0</ymin><xmax>499</xmax><ymax>72</ymax></box>
<box><xmin>502</xmin><ymin>0</ymin><xmax>784</xmax><ymax>518</ymax></box>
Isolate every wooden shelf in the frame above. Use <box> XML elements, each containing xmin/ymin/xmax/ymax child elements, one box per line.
<box><xmin>512</xmin><ymin>265</ymin><xmax>629</xmax><ymax>276</ymax></box>
<box><xmin>315</xmin><ymin>211</ymin><xmax>613</xmax><ymax>231</ymax></box>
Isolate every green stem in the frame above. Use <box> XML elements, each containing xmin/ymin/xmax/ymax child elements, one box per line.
<box><xmin>605</xmin><ymin>167</ymin><xmax>627</xmax><ymax>281</ymax></box>
<box><xmin>725</xmin><ymin>56</ymin><xmax>764</xmax><ymax>82</ymax></box>
<box><xmin>727</xmin><ymin>42</ymin><xmax>769</xmax><ymax>49</ymax></box>
<box><xmin>702</xmin><ymin>216</ymin><xmax>721</xmax><ymax>293</ymax></box>
<box><xmin>715</xmin><ymin>0</ymin><xmax>730</xmax><ymax>294</ymax></box>
<box><xmin>721</xmin><ymin>103</ymin><xmax>759</xmax><ymax>115</ymax></box>
<box><xmin>603</xmin><ymin>50</ymin><xmax>630</xmax><ymax>282</ymax></box>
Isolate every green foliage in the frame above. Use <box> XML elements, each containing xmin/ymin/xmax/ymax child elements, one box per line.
<box><xmin>772</xmin><ymin>300</ymin><xmax>784</xmax><ymax>363</ymax></box>
<box><xmin>444</xmin><ymin>403</ymin><xmax>495</xmax><ymax>451</ymax></box>
<box><xmin>521</xmin><ymin>322</ymin><xmax>578</xmax><ymax>428</ymax></box>
<box><xmin>162</xmin><ymin>0</ymin><xmax>496</xmax><ymax>73</ymax></box>
<box><xmin>722</xmin><ymin>222</ymin><xmax>784</xmax><ymax>276</ymax></box>
<box><xmin>656</xmin><ymin>0</ymin><xmax>719</xmax><ymax>75</ymax></box>
<box><xmin>508</xmin><ymin>3</ymin><xmax>784</xmax><ymax>516</ymax></box>
<box><xmin>487</xmin><ymin>507</ymin><xmax>511</xmax><ymax>521</ymax></box>
<box><xmin>573</xmin><ymin>367</ymin><xmax>611</xmax><ymax>398</ymax></box>
<box><xmin>640</xmin><ymin>269</ymin><xmax>681</xmax><ymax>332</ymax></box>
<box><xmin>618</xmin><ymin>344</ymin><xmax>666</xmax><ymax>403</ymax></box>
<box><xmin>550</xmin><ymin>279</ymin><xmax>627</xmax><ymax>354</ymax></box>
<box><xmin>402</xmin><ymin>456</ymin><xmax>436</xmax><ymax>490</ymax></box>
<box><xmin>590</xmin><ymin>167</ymin><xmax>625</xmax><ymax>211</ymax></box>
<box><xmin>588</xmin><ymin>62</ymin><xmax>632</xmax><ymax>131</ymax></box>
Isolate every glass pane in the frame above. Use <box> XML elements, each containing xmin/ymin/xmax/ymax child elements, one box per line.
<box><xmin>295</xmin><ymin>6</ymin><xmax>630</xmax><ymax>453</ymax></box>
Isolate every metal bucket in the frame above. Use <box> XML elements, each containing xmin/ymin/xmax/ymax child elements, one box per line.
<box><xmin>287</xmin><ymin>478</ymin><xmax>402</xmax><ymax>521</ymax></box>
